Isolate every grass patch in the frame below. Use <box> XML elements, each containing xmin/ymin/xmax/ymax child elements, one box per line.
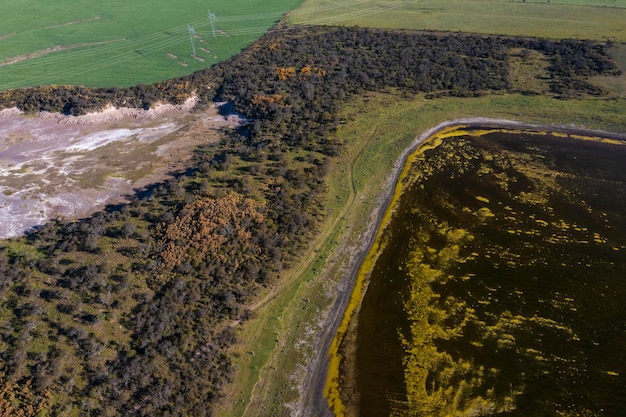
<box><xmin>287</xmin><ymin>0</ymin><xmax>626</xmax><ymax>42</ymax></box>
<box><xmin>508</xmin><ymin>48</ymin><xmax>551</xmax><ymax>93</ymax></box>
<box><xmin>1</xmin><ymin>240</ymin><xmax>46</xmax><ymax>260</ymax></box>
<box><xmin>0</xmin><ymin>0</ymin><xmax>304</xmax><ymax>90</ymax></box>
<box><xmin>591</xmin><ymin>43</ymin><xmax>626</xmax><ymax>96</ymax></box>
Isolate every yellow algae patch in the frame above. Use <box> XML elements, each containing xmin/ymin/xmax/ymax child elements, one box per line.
<box><xmin>601</xmin><ymin>138</ymin><xmax>625</xmax><ymax>145</ymax></box>
<box><xmin>518</xmin><ymin>191</ymin><xmax>548</xmax><ymax>205</ymax></box>
<box><xmin>323</xmin><ymin>234</ymin><xmax>388</xmax><ymax>416</ymax></box>
<box><xmin>463</xmin><ymin>128</ymin><xmax>502</xmax><ymax>137</ymax></box>
<box><xmin>593</xmin><ymin>232</ymin><xmax>606</xmax><ymax>244</ymax></box>
<box><xmin>477</xmin><ymin>164</ymin><xmax>492</xmax><ymax>175</ymax></box>
<box><xmin>476</xmin><ymin>195</ymin><xmax>490</xmax><ymax>203</ymax></box>
<box><xmin>476</xmin><ymin>207</ymin><xmax>495</xmax><ymax>219</ymax></box>
<box><xmin>325</xmin><ymin>124</ymin><xmax>491</xmax><ymax>415</ymax></box>
<box><xmin>466</xmin><ymin>126</ymin><xmax>626</xmax><ymax>149</ymax></box>
<box><xmin>398</xmin><ymin>212</ymin><xmax>498</xmax><ymax>415</ymax></box>
<box><xmin>552</xmin><ymin>219</ymin><xmax>571</xmax><ymax>230</ymax></box>
<box><xmin>447</xmin><ymin>227</ymin><xmax>472</xmax><ymax>243</ymax></box>
<box><xmin>401</xmin><ymin>275</ymin><xmax>498</xmax><ymax>415</ymax></box>
<box><xmin>412</xmin><ymin>263</ymin><xmax>443</xmax><ymax>283</ymax></box>
<box><xmin>569</xmin><ymin>134</ymin><xmax>626</xmax><ymax>146</ymax></box>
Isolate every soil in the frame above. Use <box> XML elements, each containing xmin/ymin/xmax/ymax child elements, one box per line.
<box><xmin>0</xmin><ymin>99</ymin><xmax>247</xmax><ymax>238</ymax></box>
<box><xmin>0</xmin><ymin>39</ymin><xmax>121</xmax><ymax>67</ymax></box>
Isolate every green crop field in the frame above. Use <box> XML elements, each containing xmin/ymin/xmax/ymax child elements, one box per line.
<box><xmin>287</xmin><ymin>0</ymin><xmax>626</xmax><ymax>42</ymax></box>
<box><xmin>0</xmin><ymin>0</ymin><xmax>304</xmax><ymax>91</ymax></box>
<box><xmin>4</xmin><ymin>0</ymin><xmax>624</xmax><ymax>92</ymax></box>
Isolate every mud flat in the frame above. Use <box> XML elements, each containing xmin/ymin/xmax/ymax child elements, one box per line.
<box><xmin>0</xmin><ymin>100</ymin><xmax>245</xmax><ymax>238</ymax></box>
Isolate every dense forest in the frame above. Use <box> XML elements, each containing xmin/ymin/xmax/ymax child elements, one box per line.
<box><xmin>0</xmin><ymin>26</ymin><xmax>620</xmax><ymax>415</ymax></box>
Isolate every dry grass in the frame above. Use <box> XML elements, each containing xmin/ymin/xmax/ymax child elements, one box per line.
<box><xmin>591</xmin><ymin>43</ymin><xmax>626</xmax><ymax>96</ymax></box>
<box><xmin>287</xmin><ymin>0</ymin><xmax>626</xmax><ymax>42</ymax></box>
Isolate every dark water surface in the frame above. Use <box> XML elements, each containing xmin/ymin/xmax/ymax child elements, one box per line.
<box><xmin>355</xmin><ymin>130</ymin><xmax>626</xmax><ymax>416</ymax></box>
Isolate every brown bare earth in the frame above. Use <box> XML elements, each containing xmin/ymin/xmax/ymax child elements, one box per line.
<box><xmin>0</xmin><ymin>99</ymin><xmax>246</xmax><ymax>238</ymax></box>
<box><xmin>42</xmin><ymin>16</ymin><xmax>102</xmax><ymax>30</ymax></box>
<box><xmin>0</xmin><ymin>46</ymin><xmax>68</xmax><ymax>67</ymax></box>
<box><xmin>0</xmin><ymin>39</ymin><xmax>123</xmax><ymax>67</ymax></box>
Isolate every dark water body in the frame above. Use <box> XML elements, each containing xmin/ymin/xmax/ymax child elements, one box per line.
<box><xmin>355</xmin><ymin>129</ymin><xmax>626</xmax><ymax>417</ymax></box>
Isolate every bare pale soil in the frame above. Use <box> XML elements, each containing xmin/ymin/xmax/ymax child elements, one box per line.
<box><xmin>0</xmin><ymin>99</ymin><xmax>245</xmax><ymax>238</ymax></box>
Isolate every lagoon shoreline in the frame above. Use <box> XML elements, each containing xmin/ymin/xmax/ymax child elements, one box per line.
<box><xmin>300</xmin><ymin>118</ymin><xmax>626</xmax><ymax>417</ymax></box>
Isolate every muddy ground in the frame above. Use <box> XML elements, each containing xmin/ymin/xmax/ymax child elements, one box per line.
<box><xmin>0</xmin><ymin>99</ymin><xmax>245</xmax><ymax>238</ymax></box>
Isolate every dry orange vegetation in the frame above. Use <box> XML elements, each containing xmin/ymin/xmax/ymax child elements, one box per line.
<box><xmin>251</xmin><ymin>94</ymin><xmax>284</xmax><ymax>106</ymax></box>
<box><xmin>274</xmin><ymin>66</ymin><xmax>327</xmax><ymax>80</ymax></box>
<box><xmin>275</xmin><ymin>67</ymin><xmax>297</xmax><ymax>80</ymax></box>
<box><xmin>161</xmin><ymin>193</ymin><xmax>265</xmax><ymax>270</ymax></box>
<box><xmin>0</xmin><ymin>377</ymin><xmax>51</xmax><ymax>417</ymax></box>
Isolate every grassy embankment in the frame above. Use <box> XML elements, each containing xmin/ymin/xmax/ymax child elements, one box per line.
<box><xmin>0</xmin><ymin>0</ymin><xmax>303</xmax><ymax>90</ymax></box>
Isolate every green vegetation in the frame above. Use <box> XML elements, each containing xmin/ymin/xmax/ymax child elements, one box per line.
<box><xmin>0</xmin><ymin>0</ymin><xmax>303</xmax><ymax>90</ymax></box>
<box><xmin>288</xmin><ymin>0</ymin><xmax>626</xmax><ymax>42</ymax></box>
<box><xmin>1</xmin><ymin>14</ymin><xmax>626</xmax><ymax>417</ymax></box>
<box><xmin>3</xmin><ymin>26</ymin><xmax>620</xmax><ymax>115</ymax></box>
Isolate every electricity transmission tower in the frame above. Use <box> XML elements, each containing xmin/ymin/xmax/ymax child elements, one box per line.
<box><xmin>208</xmin><ymin>11</ymin><xmax>217</xmax><ymax>38</ymax></box>
<box><xmin>188</xmin><ymin>25</ymin><xmax>197</xmax><ymax>56</ymax></box>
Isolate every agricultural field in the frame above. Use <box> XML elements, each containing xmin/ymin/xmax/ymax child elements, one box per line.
<box><xmin>0</xmin><ymin>0</ymin><xmax>303</xmax><ymax>90</ymax></box>
<box><xmin>287</xmin><ymin>0</ymin><xmax>626</xmax><ymax>42</ymax></box>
